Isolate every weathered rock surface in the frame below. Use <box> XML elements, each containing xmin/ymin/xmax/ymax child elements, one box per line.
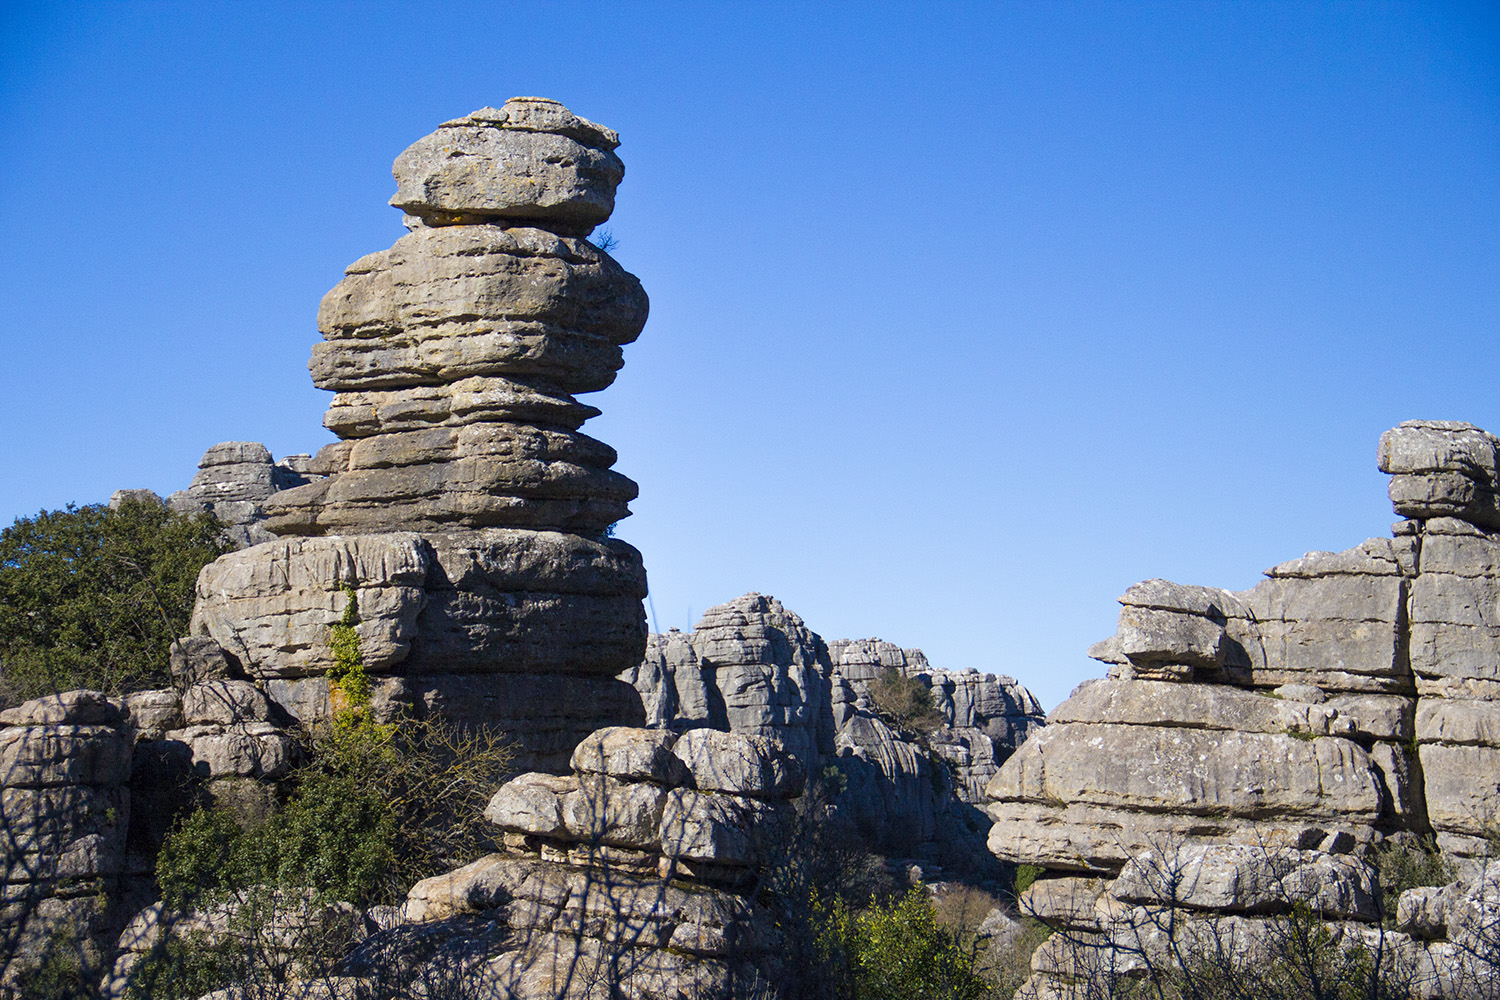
<box><xmin>390</xmin><ymin>99</ymin><xmax>624</xmax><ymax>234</ymax></box>
<box><xmin>353</xmin><ymin>725</ymin><xmax>798</xmax><ymax>998</ymax></box>
<box><xmin>167</xmin><ymin>442</ymin><xmax>323</xmax><ymax>548</ymax></box>
<box><xmin>621</xmin><ymin>593</ymin><xmax>1045</xmax><ymax>870</ymax></box>
<box><xmin>991</xmin><ymin>420</ymin><xmax>1500</xmax><ymax>997</ymax></box>
<box><xmin>0</xmin><ymin>692</ymin><xmax>133</xmax><ymax>989</ymax></box>
<box><xmin>175</xmin><ymin>99</ymin><xmax>650</xmax><ymax>770</ymax></box>
<box><xmin>261</xmin><ymin>98</ymin><xmax>645</xmax><ymax>539</ymax></box>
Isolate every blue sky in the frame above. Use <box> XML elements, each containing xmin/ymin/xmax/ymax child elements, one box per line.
<box><xmin>2</xmin><ymin>2</ymin><xmax>1497</xmax><ymax>708</ymax></box>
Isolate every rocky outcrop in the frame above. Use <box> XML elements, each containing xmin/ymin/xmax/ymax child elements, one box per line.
<box><xmin>333</xmin><ymin>726</ymin><xmax>799</xmax><ymax>999</ymax></box>
<box><xmin>622</xmin><ymin>593</ymin><xmax>1044</xmax><ymax>866</ymax></box>
<box><xmin>260</xmin><ymin>99</ymin><xmax>645</xmax><ymax>539</ymax></box>
<box><xmin>177</xmin><ymin>99</ymin><xmax>650</xmax><ymax>770</ymax></box>
<box><xmin>167</xmin><ymin>442</ymin><xmax>325</xmax><ymax>548</ymax></box>
<box><xmin>0</xmin><ymin>692</ymin><xmax>133</xmax><ymax>989</ymax></box>
<box><xmin>988</xmin><ymin>420</ymin><xmax>1500</xmax><ymax>998</ymax></box>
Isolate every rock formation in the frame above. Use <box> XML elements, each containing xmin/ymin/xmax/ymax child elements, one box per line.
<box><xmin>174</xmin><ymin>99</ymin><xmax>650</xmax><ymax>770</ymax></box>
<box><xmin>335</xmin><ymin>725</ymin><xmax>800</xmax><ymax>998</ymax></box>
<box><xmin>623</xmin><ymin>593</ymin><xmax>1045</xmax><ymax>867</ymax></box>
<box><xmin>987</xmin><ymin>420</ymin><xmax>1500</xmax><ymax>998</ymax></box>
<box><xmin>0</xmin><ymin>692</ymin><xmax>134</xmax><ymax>988</ymax></box>
<box><xmin>166</xmin><ymin>442</ymin><xmax>325</xmax><ymax>548</ymax></box>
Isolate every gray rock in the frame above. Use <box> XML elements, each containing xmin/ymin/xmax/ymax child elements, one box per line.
<box><xmin>569</xmin><ymin>727</ymin><xmax>687</xmax><ymax>785</ymax></box>
<box><xmin>122</xmin><ymin>690</ymin><xmax>183</xmax><ymax>738</ymax></box>
<box><xmin>659</xmin><ymin>789</ymin><xmax>779</xmax><ymax>867</ymax></box>
<box><xmin>0</xmin><ymin>690</ymin><xmax>121</xmax><ymax>727</ymax></box>
<box><xmin>1109</xmin><ymin>844</ymin><xmax>1379</xmax><ymax>921</ymax></box>
<box><xmin>561</xmin><ymin>775</ymin><xmax>667</xmax><ymax>850</ymax></box>
<box><xmin>671</xmin><ymin>728</ymin><xmax>803</xmax><ymax>800</ymax></box>
<box><xmin>180</xmin><ymin>680</ymin><xmax>274</xmax><ymax>726</ymax></box>
<box><xmin>169</xmin><ymin>637</ymin><xmax>234</xmax><ymax>688</ymax></box>
<box><xmin>484</xmin><ymin>772</ymin><xmax>577</xmax><ymax>838</ymax></box>
<box><xmin>1379</xmin><ymin>420</ymin><xmax>1500</xmax><ymax>530</ymax></box>
<box><xmin>108</xmin><ymin>489</ymin><xmax>161</xmax><ymax>509</ymax></box>
<box><xmin>391</xmin><ymin>99</ymin><xmax>624</xmax><ymax>234</ymax></box>
<box><xmin>1398</xmin><ymin>882</ymin><xmax>1462</xmax><ymax>939</ymax></box>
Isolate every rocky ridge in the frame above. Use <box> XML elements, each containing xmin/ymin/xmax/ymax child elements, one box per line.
<box><xmin>987</xmin><ymin>420</ymin><xmax>1500</xmax><ymax>998</ymax></box>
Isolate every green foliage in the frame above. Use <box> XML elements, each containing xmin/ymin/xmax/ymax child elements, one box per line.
<box><xmin>1374</xmin><ymin>835</ymin><xmax>1456</xmax><ymax>921</ymax></box>
<box><xmin>156</xmin><ymin>805</ymin><xmax>250</xmax><ymax>911</ymax></box>
<box><xmin>9</xmin><ymin>924</ymin><xmax>96</xmax><ymax>1000</ymax></box>
<box><xmin>869</xmin><ymin>667</ymin><xmax>946</xmax><ymax>738</ymax></box>
<box><xmin>0</xmin><ymin>498</ymin><xmax>227</xmax><ymax>705</ymax></box>
<box><xmin>825</xmin><ymin>887</ymin><xmax>990</xmax><ymax>1000</ymax></box>
<box><xmin>326</xmin><ymin>583</ymin><xmax>370</xmax><ymax>704</ymax></box>
<box><xmin>157</xmin><ymin>708</ymin><xmax>508</xmax><ymax>913</ymax></box>
<box><xmin>122</xmin><ymin>930</ymin><xmax>241</xmax><ymax>1000</ymax></box>
<box><xmin>1013</xmin><ymin>862</ymin><xmax>1044</xmax><ymax>897</ymax></box>
<box><xmin>140</xmin><ymin>709</ymin><xmax>512</xmax><ymax>997</ymax></box>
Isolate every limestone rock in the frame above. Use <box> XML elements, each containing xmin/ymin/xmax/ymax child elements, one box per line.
<box><xmin>988</xmin><ymin>420</ymin><xmax>1500</xmax><ymax>998</ymax></box>
<box><xmin>483</xmin><ymin>772</ymin><xmax>576</xmax><ymax>838</ymax></box>
<box><xmin>1379</xmin><ymin>420</ymin><xmax>1500</xmax><ymax>530</ymax></box>
<box><xmin>671</xmin><ymin>728</ymin><xmax>803</xmax><ymax>799</ymax></box>
<box><xmin>569</xmin><ymin>727</ymin><xmax>687</xmax><ymax>785</ymax></box>
<box><xmin>167</xmin><ymin>441</ymin><xmax>322</xmax><ymax>548</ymax></box>
<box><xmin>621</xmin><ymin>593</ymin><xmax>1043</xmax><ymax>867</ymax></box>
<box><xmin>1110</xmin><ymin>844</ymin><xmax>1379</xmax><ymax>921</ymax></box>
<box><xmin>180</xmin><ymin>680</ymin><xmax>274</xmax><ymax>726</ymax></box>
<box><xmin>0</xmin><ymin>692</ymin><xmax>133</xmax><ymax>988</ymax></box>
<box><xmin>391</xmin><ymin>99</ymin><xmax>624</xmax><ymax>234</ymax></box>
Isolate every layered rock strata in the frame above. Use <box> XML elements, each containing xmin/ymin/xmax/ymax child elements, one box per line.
<box><xmin>260</xmin><ymin>99</ymin><xmax>645</xmax><ymax>538</ymax></box>
<box><xmin>988</xmin><ymin>420</ymin><xmax>1500</xmax><ymax>998</ymax></box>
<box><xmin>337</xmin><ymin>726</ymin><xmax>799</xmax><ymax>999</ymax></box>
<box><xmin>178</xmin><ymin>99</ymin><xmax>650</xmax><ymax>768</ymax></box>
<box><xmin>167</xmin><ymin>442</ymin><xmax>324</xmax><ymax>548</ymax></box>
<box><xmin>0</xmin><ymin>692</ymin><xmax>133</xmax><ymax>988</ymax></box>
<box><xmin>622</xmin><ymin>593</ymin><xmax>1045</xmax><ymax>863</ymax></box>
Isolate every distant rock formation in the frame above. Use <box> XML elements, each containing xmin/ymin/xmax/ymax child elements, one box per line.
<box><xmin>987</xmin><ymin>420</ymin><xmax>1500</xmax><ymax>997</ymax></box>
<box><xmin>623</xmin><ymin>593</ymin><xmax>1045</xmax><ymax>867</ymax></box>
<box><xmin>176</xmin><ymin>99</ymin><xmax>650</xmax><ymax>770</ymax></box>
<box><xmin>165</xmin><ymin>442</ymin><xmax>325</xmax><ymax>547</ymax></box>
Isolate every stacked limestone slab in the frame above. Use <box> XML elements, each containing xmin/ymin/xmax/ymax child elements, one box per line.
<box><xmin>181</xmin><ymin>99</ymin><xmax>650</xmax><ymax>770</ymax></box>
<box><xmin>261</xmin><ymin>99</ymin><xmax>645</xmax><ymax>538</ymax></box>
<box><xmin>337</xmin><ymin>726</ymin><xmax>799</xmax><ymax>999</ymax></box>
<box><xmin>987</xmin><ymin>420</ymin><xmax>1500</xmax><ymax>998</ymax></box>
<box><xmin>165</xmin><ymin>442</ymin><xmax>324</xmax><ymax>548</ymax></box>
<box><xmin>0</xmin><ymin>693</ymin><xmax>132</xmax><ymax>988</ymax></box>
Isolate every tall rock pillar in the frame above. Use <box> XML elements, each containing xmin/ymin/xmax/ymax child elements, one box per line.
<box><xmin>187</xmin><ymin>100</ymin><xmax>650</xmax><ymax>770</ymax></box>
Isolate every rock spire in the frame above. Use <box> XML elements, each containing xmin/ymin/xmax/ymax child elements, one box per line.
<box><xmin>178</xmin><ymin>100</ymin><xmax>650</xmax><ymax>770</ymax></box>
<box><xmin>262</xmin><ymin>97</ymin><xmax>647</xmax><ymax>537</ymax></box>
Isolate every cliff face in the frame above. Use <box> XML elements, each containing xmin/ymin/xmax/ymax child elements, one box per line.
<box><xmin>986</xmin><ymin>420</ymin><xmax>1500</xmax><ymax>996</ymax></box>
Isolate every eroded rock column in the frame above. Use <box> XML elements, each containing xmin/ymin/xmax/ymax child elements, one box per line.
<box><xmin>185</xmin><ymin>99</ymin><xmax>650</xmax><ymax>770</ymax></box>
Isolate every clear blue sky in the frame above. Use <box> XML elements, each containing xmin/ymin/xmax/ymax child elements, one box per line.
<box><xmin>3</xmin><ymin>2</ymin><xmax>1497</xmax><ymax>709</ymax></box>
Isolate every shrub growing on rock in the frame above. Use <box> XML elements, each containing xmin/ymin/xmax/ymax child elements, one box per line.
<box><xmin>868</xmin><ymin>667</ymin><xmax>946</xmax><ymax>739</ymax></box>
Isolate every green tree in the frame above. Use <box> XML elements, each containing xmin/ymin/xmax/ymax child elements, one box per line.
<box><xmin>827</xmin><ymin>887</ymin><xmax>991</xmax><ymax>1000</ymax></box>
<box><xmin>0</xmin><ymin>498</ymin><xmax>228</xmax><ymax>705</ymax></box>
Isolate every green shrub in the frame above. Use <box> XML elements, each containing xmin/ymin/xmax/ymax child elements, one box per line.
<box><xmin>1013</xmin><ymin>863</ymin><xmax>1044</xmax><ymax>898</ymax></box>
<box><xmin>869</xmin><ymin>667</ymin><xmax>946</xmax><ymax>738</ymax></box>
<box><xmin>826</xmin><ymin>887</ymin><xmax>991</xmax><ymax>1000</ymax></box>
<box><xmin>326</xmin><ymin>583</ymin><xmax>370</xmax><ymax>704</ymax></box>
<box><xmin>0</xmin><ymin>498</ymin><xmax>227</xmax><ymax>705</ymax></box>
<box><xmin>1374</xmin><ymin>835</ymin><xmax>1457</xmax><ymax>922</ymax></box>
